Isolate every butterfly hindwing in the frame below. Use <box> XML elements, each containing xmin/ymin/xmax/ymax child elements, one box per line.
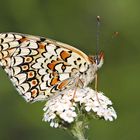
<box><xmin>0</xmin><ymin>32</ymin><xmax>90</xmax><ymax>102</ymax></box>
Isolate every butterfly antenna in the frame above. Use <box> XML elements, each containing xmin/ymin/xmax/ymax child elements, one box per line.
<box><xmin>96</xmin><ymin>16</ymin><xmax>101</xmax><ymax>57</ymax></box>
<box><xmin>95</xmin><ymin>16</ymin><xmax>100</xmax><ymax>102</ymax></box>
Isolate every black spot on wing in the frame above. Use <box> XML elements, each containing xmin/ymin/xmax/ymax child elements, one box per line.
<box><xmin>74</xmin><ymin>60</ymin><xmax>77</xmax><ymax>65</ymax></box>
<box><xmin>77</xmin><ymin>57</ymin><xmax>81</xmax><ymax>61</ymax></box>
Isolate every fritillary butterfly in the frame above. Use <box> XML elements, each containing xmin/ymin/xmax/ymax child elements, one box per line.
<box><xmin>0</xmin><ymin>32</ymin><xmax>104</xmax><ymax>102</ymax></box>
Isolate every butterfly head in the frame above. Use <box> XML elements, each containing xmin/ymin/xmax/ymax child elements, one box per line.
<box><xmin>89</xmin><ymin>51</ymin><xmax>104</xmax><ymax>69</ymax></box>
<box><xmin>94</xmin><ymin>51</ymin><xmax>104</xmax><ymax>69</ymax></box>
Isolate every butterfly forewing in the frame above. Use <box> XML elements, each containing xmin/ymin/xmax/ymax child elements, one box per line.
<box><xmin>0</xmin><ymin>33</ymin><xmax>91</xmax><ymax>102</ymax></box>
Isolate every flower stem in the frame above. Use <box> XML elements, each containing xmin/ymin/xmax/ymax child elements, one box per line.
<box><xmin>70</xmin><ymin>121</ymin><xmax>87</xmax><ymax>140</ymax></box>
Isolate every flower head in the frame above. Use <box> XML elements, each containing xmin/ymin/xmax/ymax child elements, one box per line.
<box><xmin>43</xmin><ymin>87</ymin><xmax>117</xmax><ymax>128</ymax></box>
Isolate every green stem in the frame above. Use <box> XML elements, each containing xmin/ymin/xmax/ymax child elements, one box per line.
<box><xmin>70</xmin><ymin>121</ymin><xmax>87</xmax><ymax>140</ymax></box>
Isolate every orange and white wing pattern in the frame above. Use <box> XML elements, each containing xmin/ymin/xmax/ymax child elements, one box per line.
<box><xmin>0</xmin><ymin>32</ymin><xmax>96</xmax><ymax>102</ymax></box>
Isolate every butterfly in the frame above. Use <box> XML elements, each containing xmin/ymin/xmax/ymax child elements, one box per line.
<box><xmin>0</xmin><ymin>32</ymin><xmax>104</xmax><ymax>102</ymax></box>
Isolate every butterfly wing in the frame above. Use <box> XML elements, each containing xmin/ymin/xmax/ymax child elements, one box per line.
<box><xmin>0</xmin><ymin>32</ymin><xmax>91</xmax><ymax>102</ymax></box>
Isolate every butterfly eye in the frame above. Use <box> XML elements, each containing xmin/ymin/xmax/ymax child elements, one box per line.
<box><xmin>93</xmin><ymin>52</ymin><xmax>104</xmax><ymax>66</ymax></box>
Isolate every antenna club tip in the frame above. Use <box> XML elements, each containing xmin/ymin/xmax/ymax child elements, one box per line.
<box><xmin>96</xmin><ymin>16</ymin><xmax>100</xmax><ymax>21</ymax></box>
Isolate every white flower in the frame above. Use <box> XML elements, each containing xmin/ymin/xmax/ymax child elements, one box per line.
<box><xmin>43</xmin><ymin>87</ymin><xmax>117</xmax><ymax>128</ymax></box>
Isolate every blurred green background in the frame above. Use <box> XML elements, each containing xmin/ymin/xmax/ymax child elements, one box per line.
<box><xmin>0</xmin><ymin>0</ymin><xmax>139</xmax><ymax>140</ymax></box>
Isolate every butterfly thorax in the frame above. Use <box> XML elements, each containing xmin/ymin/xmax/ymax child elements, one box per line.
<box><xmin>78</xmin><ymin>63</ymin><xmax>98</xmax><ymax>87</ymax></box>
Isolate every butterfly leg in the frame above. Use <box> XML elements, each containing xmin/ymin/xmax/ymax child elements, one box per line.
<box><xmin>71</xmin><ymin>77</ymin><xmax>84</xmax><ymax>102</ymax></box>
<box><xmin>71</xmin><ymin>78</ymin><xmax>79</xmax><ymax>102</ymax></box>
<box><xmin>95</xmin><ymin>73</ymin><xmax>98</xmax><ymax>91</ymax></box>
<box><xmin>95</xmin><ymin>73</ymin><xmax>101</xmax><ymax>104</ymax></box>
<box><xmin>49</xmin><ymin>75</ymin><xmax>83</xmax><ymax>102</ymax></box>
